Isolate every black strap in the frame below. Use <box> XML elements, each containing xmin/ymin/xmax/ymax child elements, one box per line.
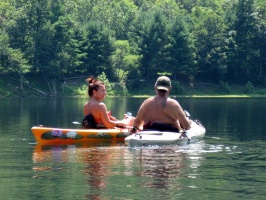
<box><xmin>82</xmin><ymin>114</ymin><xmax>97</xmax><ymax>129</ymax></box>
<box><xmin>143</xmin><ymin>122</ymin><xmax>179</xmax><ymax>132</ymax></box>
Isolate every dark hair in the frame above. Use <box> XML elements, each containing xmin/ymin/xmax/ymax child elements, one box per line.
<box><xmin>86</xmin><ymin>76</ymin><xmax>104</xmax><ymax>97</ymax></box>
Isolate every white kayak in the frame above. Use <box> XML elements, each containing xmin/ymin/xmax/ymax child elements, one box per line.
<box><xmin>125</xmin><ymin>120</ymin><xmax>206</xmax><ymax>147</ymax></box>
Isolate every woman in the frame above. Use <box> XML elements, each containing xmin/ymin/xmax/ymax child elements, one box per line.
<box><xmin>83</xmin><ymin>76</ymin><xmax>134</xmax><ymax>129</ymax></box>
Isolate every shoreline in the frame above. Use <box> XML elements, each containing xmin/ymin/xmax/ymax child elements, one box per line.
<box><xmin>1</xmin><ymin>75</ymin><xmax>265</xmax><ymax>98</ymax></box>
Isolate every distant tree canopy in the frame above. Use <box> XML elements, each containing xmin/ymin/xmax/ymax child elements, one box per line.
<box><xmin>0</xmin><ymin>0</ymin><xmax>265</xmax><ymax>91</ymax></box>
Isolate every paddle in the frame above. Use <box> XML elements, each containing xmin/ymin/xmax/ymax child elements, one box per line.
<box><xmin>178</xmin><ymin>130</ymin><xmax>190</xmax><ymax>144</ymax></box>
<box><xmin>184</xmin><ymin>110</ymin><xmax>191</xmax><ymax>119</ymax></box>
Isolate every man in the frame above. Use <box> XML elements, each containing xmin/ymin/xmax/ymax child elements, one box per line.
<box><xmin>132</xmin><ymin>76</ymin><xmax>191</xmax><ymax>132</ymax></box>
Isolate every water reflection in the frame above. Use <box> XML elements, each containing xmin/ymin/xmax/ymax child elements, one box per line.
<box><xmin>82</xmin><ymin>148</ymin><xmax>111</xmax><ymax>200</ymax></box>
<box><xmin>1</xmin><ymin>97</ymin><xmax>265</xmax><ymax>199</ymax></box>
<box><xmin>126</xmin><ymin>142</ymin><xmax>207</xmax><ymax>191</ymax></box>
<box><xmin>30</xmin><ymin>136</ymin><xmax>266</xmax><ymax>199</ymax></box>
<box><xmin>32</xmin><ymin>136</ymin><xmax>255</xmax><ymax>199</ymax></box>
<box><xmin>32</xmin><ymin>142</ymin><xmax>125</xmax><ymax>200</ymax></box>
<box><xmin>32</xmin><ymin>143</ymin><xmax>124</xmax><ymax>163</ymax></box>
<box><xmin>31</xmin><ymin>141</ymin><xmax>207</xmax><ymax>197</ymax></box>
<box><xmin>137</xmin><ymin>148</ymin><xmax>185</xmax><ymax>189</ymax></box>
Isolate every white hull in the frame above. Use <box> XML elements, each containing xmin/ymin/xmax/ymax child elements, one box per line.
<box><xmin>125</xmin><ymin>120</ymin><xmax>206</xmax><ymax>147</ymax></box>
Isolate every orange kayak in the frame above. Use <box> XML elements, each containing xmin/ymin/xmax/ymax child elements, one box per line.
<box><xmin>31</xmin><ymin>126</ymin><xmax>131</xmax><ymax>144</ymax></box>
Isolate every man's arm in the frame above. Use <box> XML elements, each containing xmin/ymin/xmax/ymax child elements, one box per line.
<box><xmin>132</xmin><ymin>100</ymin><xmax>147</xmax><ymax>130</ymax></box>
<box><xmin>170</xmin><ymin>100</ymin><xmax>191</xmax><ymax>130</ymax></box>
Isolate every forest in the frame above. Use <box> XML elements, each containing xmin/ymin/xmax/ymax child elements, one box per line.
<box><xmin>0</xmin><ymin>0</ymin><xmax>265</xmax><ymax>96</ymax></box>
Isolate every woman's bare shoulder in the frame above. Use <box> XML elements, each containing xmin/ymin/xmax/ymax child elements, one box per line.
<box><xmin>97</xmin><ymin>102</ymin><xmax>107</xmax><ymax>110</ymax></box>
<box><xmin>85</xmin><ymin>101</ymin><xmax>106</xmax><ymax>111</ymax></box>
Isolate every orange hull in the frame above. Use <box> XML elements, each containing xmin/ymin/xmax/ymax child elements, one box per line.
<box><xmin>31</xmin><ymin>126</ymin><xmax>131</xmax><ymax>144</ymax></box>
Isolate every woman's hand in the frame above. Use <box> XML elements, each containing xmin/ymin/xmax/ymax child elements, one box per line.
<box><xmin>108</xmin><ymin>111</ymin><xmax>117</xmax><ymax>121</ymax></box>
<box><xmin>116</xmin><ymin>121</ymin><xmax>126</xmax><ymax>128</ymax></box>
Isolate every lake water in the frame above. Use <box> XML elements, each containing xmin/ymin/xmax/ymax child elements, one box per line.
<box><xmin>0</xmin><ymin>97</ymin><xmax>265</xmax><ymax>199</ymax></box>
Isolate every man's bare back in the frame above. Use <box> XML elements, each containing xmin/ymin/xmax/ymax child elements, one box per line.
<box><xmin>132</xmin><ymin>76</ymin><xmax>191</xmax><ymax>131</ymax></box>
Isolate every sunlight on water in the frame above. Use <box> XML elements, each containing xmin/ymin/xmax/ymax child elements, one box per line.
<box><xmin>28</xmin><ymin>135</ymin><xmax>266</xmax><ymax>199</ymax></box>
<box><xmin>1</xmin><ymin>97</ymin><xmax>266</xmax><ymax>199</ymax></box>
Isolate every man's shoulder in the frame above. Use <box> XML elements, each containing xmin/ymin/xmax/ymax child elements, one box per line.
<box><xmin>144</xmin><ymin>97</ymin><xmax>154</xmax><ymax>102</ymax></box>
<box><xmin>167</xmin><ymin>97</ymin><xmax>178</xmax><ymax>102</ymax></box>
<box><xmin>167</xmin><ymin>98</ymin><xmax>180</xmax><ymax>106</ymax></box>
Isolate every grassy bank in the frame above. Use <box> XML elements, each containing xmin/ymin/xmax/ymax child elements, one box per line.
<box><xmin>0</xmin><ymin>73</ymin><xmax>266</xmax><ymax>98</ymax></box>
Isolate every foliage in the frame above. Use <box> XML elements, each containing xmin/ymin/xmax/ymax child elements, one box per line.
<box><xmin>97</xmin><ymin>72</ymin><xmax>113</xmax><ymax>95</ymax></box>
<box><xmin>0</xmin><ymin>0</ymin><xmax>265</xmax><ymax>97</ymax></box>
<box><xmin>110</xmin><ymin>40</ymin><xmax>140</xmax><ymax>83</ymax></box>
<box><xmin>244</xmin><ymin>81</ymin><xmax>254</xmax><ymax>94</ymax></box>
<box><xmin>171</xmin><ymin>81</ymin><xmax>185</xmax><ymax>95</ymax></box>
<box><xmin>164</xmin><ymin>15</ymin><xmax>195</xmax><ymax>84</ymax></box>
<box><xmin>191</xmin><ymin>6</ymin><xmax>228</xmax><ymax>83</ymax></box>
<box><xmin>218</xmin><ymin>81</ymin><xmax>231</xmax><ymax>94</ymax></box>
<box><xmin>111</xmin><ymin>83</ymin><xmax>128</xmax><ymax>96</ymax></box>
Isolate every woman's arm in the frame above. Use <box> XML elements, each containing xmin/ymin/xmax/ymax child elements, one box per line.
<box><xmin>98</xmin><ymin>103</ymin><xmax>125</xmax><ymax>128</ymax></box>
<box><xmin>132</xmin><ymin>101</ymin><xmax>146</xmax><ymax>130</ymax></box>
<box><xmin>107</xmin><ymin>111</ymin><xmax>117</xmax><ymax>121</ymax></box>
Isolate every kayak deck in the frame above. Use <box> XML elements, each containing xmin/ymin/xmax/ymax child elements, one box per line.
<box><xmin>31</xmin><ymin>120</ymin><xmax>205</xmax><ymax>146</ymax></box>
<box><xmin>31</xmin><ymin>126</ymin><xmax>131</xmax><ymax>144</ymax></box>
<box><xmin>124</xmin><ymin>120</ymin><xmax>206</xmax><ymax>147</ymax></box>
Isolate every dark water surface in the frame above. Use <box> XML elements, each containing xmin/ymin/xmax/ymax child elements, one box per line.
<box><xmin>0</xmin><ymin>97</ymin><xmax>265</xmax><ymax>199</ymax></box>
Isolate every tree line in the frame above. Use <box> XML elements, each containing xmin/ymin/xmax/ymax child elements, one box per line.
<box><xmin>0</xmin><ymin>0</ymin><xmax>265</xmax><ymax>95</ymax></box>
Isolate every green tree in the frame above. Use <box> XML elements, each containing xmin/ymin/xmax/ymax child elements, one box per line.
<box><xmin>0</xmin><ymin>0</ymin><xmax>31</xmax><ymax>92</ymax></box>
<box><xmin>89</xmin><ymin>0</ymin><xmax>137</xmax><ymax>39</ymax></box>
<box><xmin>163</xmin><ymin>15</ymin><xmax>196</xmax><ymax>84</ymax></box>
<box><xmin>13</xmin><ymin>0</ymin><xmax>83</xmax><ymax>79</ymax></box>
<box><xmin>50</xmin><ymin>16</ymin><xmax>84</xmax><ymax>77</ymax></box>
<box><xmin>252</xmin><ymin>0</ymin><xmax>266</xmax><ymax>85</ymax></box>
<box><xmin>191</xmin><ymin>6</ymin><xmax>228</xmax><ymax>83</ymax></box>
<box><xmin>0</xmin><ymin>34</ymin><xmax>27</xmax><ymax>71</ymax></box>
<box><xmin>154</xmin><ymin>0</ymin><xmax>182</xmax><ymax>18</ymax></box>
<box><xmin>110</xmin><ymin>40</ymin><xmax>140</xmax><ymax>83</ymax></box>
<box><xmin>227</xmin><ymin>0</ymin><xmax>260</xmax><ymax>84</ymax></box>
<box><xmin>136</xmin><ymin>10</ymin><xmax>167</xmax><ymax>79</ymax></box>
<box><xmin>81</xmin><ymin>21</ymin><xmax>114</xmax><ymax>80</ymax></box>
<box><xmin>179</xmin><ymin>0</ymin><xmax>222</xmax><ymax>12</ymax></box>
